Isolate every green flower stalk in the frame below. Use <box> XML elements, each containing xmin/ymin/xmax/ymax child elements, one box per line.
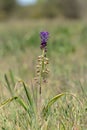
<box><xmin>35</xmin><ymin>31</ymin><xmax>49</xmax><ymax>110</ymax></box>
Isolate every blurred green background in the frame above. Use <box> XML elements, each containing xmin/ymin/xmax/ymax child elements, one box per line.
<box><xmin>0</xmin><ymin>0</ymin><xmax>87</xmax><ymax>20</ymax></box>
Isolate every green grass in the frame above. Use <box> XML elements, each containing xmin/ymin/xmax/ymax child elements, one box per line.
<box><xmin>0</xmin><ymin>20</ymin><xmax>87</xmax><ymax>130</ymax></box>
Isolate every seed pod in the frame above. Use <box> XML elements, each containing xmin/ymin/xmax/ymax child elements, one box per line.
<box><xmin>36</xmin><ymin>65</ymin><xmax>40</xmax><ymax>68</ymax></box>
<box><xmin>38</xmin><ymin>56</ymin><xmax>42</xmax><ymax>59</ymax></box>
<box><xmin>36</xmin><ymin>70</ymin><xmax>40</xmax><ymax>73</ymax></box>
<box><xmin>45</xmin><ymin>58</ymin><xmax>49</xmax><ymax>61</ymax></box>
<box><xmin>38</xmin><ymin>59</ymin><xmax>41</xmax><ymax>62</ymax></box>
<box><xmin>46</xmin><ymin>68</ymin><xmax>50</xmax><ymax>72</ymax></box>
<box><xmin>43</xmin><ymin>79</ymin><xmax>47</xmax><ymax>83</ymax></box>
<box><xmin>39</xmin><ymin>62</ymin><xmax>42</xmax><ymax>65</ymax></box>
<box><xmin>45</xmin><ymin>71</ymin><xmax>49</xmax><ymax>74</ymax></box>
<box><xmin>34</xmin><ymin>77</ymin><xmax>38</xmax><ymax>81</ymax></box>
<box><xmin>37</xmin><ymin>73</ymin><xmax>40</xmax><ymax>76</ymax></box>
<box><xmin>44</xmin><ymin>62</ymin><xmax>47</xmax><ymax>65</ymax></box>
<box><xmin>45</xmin><ymin>61</ymin><xmax>49</xmax><ymax>64</ymax></box>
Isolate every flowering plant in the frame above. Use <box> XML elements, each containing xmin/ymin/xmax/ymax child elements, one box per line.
<box><xmin>0</xmin><ymin>31</ymin><xmax>64</xmax><ymax>130</ymax></box>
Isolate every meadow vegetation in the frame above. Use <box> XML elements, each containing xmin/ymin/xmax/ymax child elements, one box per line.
<box><xmin>0</xmin><ymin>20</ymin><xmax>87</xmax><ymax>130</ymax></box>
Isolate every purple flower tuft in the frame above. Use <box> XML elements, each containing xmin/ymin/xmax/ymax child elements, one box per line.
<box><xmin>40</xmin><ymin>31</ymin><xmax>49</xmax><ymax>50</ymax></box>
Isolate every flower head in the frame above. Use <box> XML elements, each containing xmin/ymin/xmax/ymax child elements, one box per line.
<box><xmin>40</xmin><ymin>31</ymin><xmax>49</xmax><ymax>50</ymax></box>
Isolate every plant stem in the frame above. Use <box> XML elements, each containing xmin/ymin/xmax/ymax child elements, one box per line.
<box><xmin>38</xmin><ymin>49</ymin><xmax>45</xmax><ymax>111</ymax></box>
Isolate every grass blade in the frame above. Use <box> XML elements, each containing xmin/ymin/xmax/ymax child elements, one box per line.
<box><xmin>9</xmin><ymin>69</ymin><xmax>15</xmax><ymax>87</ymax></box>
<box><xmin>46</xmin><ymin>93</ymin><xmax>65</xmax><ymax>109</ymax></box>
<box><xmin>16</xmin><ymin>97</ymin><xmax>28</xmax><ymax>112</ymax></box>
<box><xmin>42</xmin><ymin>93</ymin><xmax>65</xmax><ymax>118</ymax></box>
<box><xmin>22</xmin><ymin>82</ymin><xmax>33</xmax><ymax>107</ymax></box>
<box><xmin>4</xmin><ymin>74</ymin><xmax>13</xmax><ymax>96</ymax></box>
<box><xmin>0</xmin><ymin>97</ymin><xmax>17</xmax><ymax>108</ymax></box>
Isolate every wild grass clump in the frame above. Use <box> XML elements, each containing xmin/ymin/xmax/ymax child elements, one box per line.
<box><xmin>0</xmin><ymin>28</ymin><xmax>87</xmax><ymax>130</ymax></box>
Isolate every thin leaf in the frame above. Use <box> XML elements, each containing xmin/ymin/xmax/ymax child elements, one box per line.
<box><xmin>9</xmin><ymin>69</ymin><xmax>15</xmax><ymax>87</ymax></box>
<box><xmin>16</xmin><ymin>97</ymin><xmax>28</xmax><ymax>111</ymax></box>
<box><xmin>4</xmin><ymin>74</ymin><xmax>13</xmax><ymax>96</ymax></box>
<box><xmin>42</xmin><ymin>93</ymin><xmax>65</xmax><ymax>117</ymax></box>
<box><xmin>22</xmin><ymin>82</ymin><xmax>33</xmax><ymax>107</ymax></box>
<box><xmin>0</xmin><ymin>97</ymin><xmax>17</xmax><ymax>108</ymax></box>
<box><xmin>46</xmin><ymin>93</ymin><xmax>65</xmax><ymax>109</ymax></box>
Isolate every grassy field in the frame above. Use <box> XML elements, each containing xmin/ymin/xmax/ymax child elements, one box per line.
<box><xmin>0</xmin><ymin>19</ymin><xmax>87</xmax><ymax>130</ymax></box>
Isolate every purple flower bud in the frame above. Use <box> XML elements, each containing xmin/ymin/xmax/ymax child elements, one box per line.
<box><xmin>40</xmin><ymin>31</ymin><xmax>49</xmax><ymax>49</ymax></box>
